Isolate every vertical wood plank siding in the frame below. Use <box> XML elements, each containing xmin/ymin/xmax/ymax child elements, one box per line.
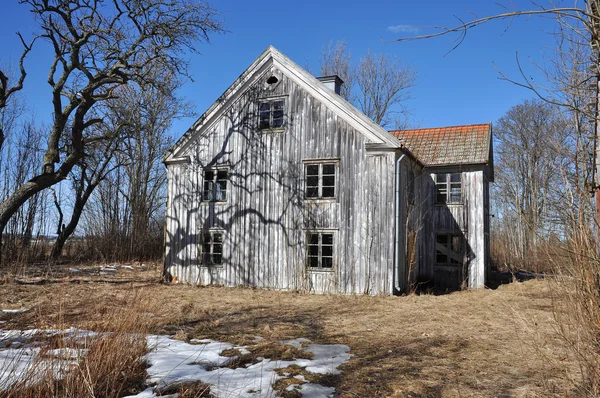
<box><xmin>414</xmin><ymin>168</ymin><xmax>487</xmax><ymax>289</ymax></box>
<box><xmin>164</xmin><ymin>69</ymin><xmax>398</xmax><ymax>295</ymax></box>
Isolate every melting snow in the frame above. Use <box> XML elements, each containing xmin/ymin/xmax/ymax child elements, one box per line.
<box><xmin>0</xmin><ymin>330</ymin><xmax>351</xmax><ymax>398</ymax></box>
<box><xmin>1</xmin><ymin>309</ymin><xmax>28</xmax><ymax>314</ymax></box>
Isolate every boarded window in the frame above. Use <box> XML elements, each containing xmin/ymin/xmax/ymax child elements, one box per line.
<box><xmin>201</xmin><ymin>231</ymin><xmax>224</xmax><ymax>266</ymax></box>
<box><xmin>434</xmin><ymin>173</ymin><xmax>462</xmax><ymax>204</ymax></box>
<box><xmin>203</xmin><ymin>169</ymin><xmax>228</xmax><ymax>202</ymax></box>
<box><xmin>307</xmin><ymin>232</ymin><xmax>334</xmax><ymax>270</ymax></box>
<box><xmin>435</xmin><ymin>233</ymin><xmax>463</xmax><ymax>266</ymax></box>
<box><xmin>305</xmin><ymin>162</ymin><xmax>336</xmax><ymax>199</ymax></box>
<box><xmin>259</xmin><ymin>100</ymin><xmax>284</xmax><ymax>129</ymax></box>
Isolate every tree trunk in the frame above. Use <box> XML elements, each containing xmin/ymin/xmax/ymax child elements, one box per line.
<box><xmin>50</xmin><ymin>184</ymin><xmax>96</xmax><ymax>260</ymax></box>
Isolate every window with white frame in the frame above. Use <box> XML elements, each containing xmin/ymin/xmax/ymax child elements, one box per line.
<box><xmin>434</xmin><ymin>173</ymin><xmax>462</xmax><ymax>204</ymax></box>
<box><xmin>200</xmin><ymin>231</ymin><xmax>223</xmax><ymax>266</ymax></box>
<box><xmin>435</xmin><ymin>233</ymin><xmax>463</xmax><ymax>266</ymax></box>
<box><xmin>307</xmin><ymin>231</ymin><xmax>334</xmax><ymax>270</ymax></box>
<box><xmin>259</xmin><ymin>99</ymin><xmax>284</xmax><ymax>129</ymax></box>
<box><xmin>305</xmin><ymin>162</ymin><xmax>336</xmax><ymax>199</ymax></box>
<box><xmin>202</xmin><ymin>169</ymin><xmax>228</xmax><ymax>202</ymax></box>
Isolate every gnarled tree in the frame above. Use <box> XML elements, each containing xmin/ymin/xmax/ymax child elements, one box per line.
<box><xmin>0</xmin><ymin>0</ymin><xmax>223</xmax><ymax>259</ymax></box>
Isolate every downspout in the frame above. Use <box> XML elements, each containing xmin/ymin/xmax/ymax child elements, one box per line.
<box><xmin>394</xmin><ymin>152</ymin><xmax>406</xmax><ymax>294</ymax></box>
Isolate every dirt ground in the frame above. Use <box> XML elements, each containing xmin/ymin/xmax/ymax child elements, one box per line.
<box><xmin>0</xmin><ymin>263</ymin><xmax>579</xmax><ymax>397</ymax></box>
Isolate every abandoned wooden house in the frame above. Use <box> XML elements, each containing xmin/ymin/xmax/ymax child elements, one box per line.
<box><xmin>163</xmin><ymin>46</ymin><xmax>493</xmax><ymax>295</ymax></box>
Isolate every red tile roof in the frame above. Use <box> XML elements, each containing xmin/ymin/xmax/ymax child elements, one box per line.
<box><xmin>390</xmin><ymin>123</ymin><xmax>492</xmax><ymax>167</ymax></box>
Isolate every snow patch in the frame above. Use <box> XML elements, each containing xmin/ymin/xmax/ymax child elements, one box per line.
<box><xmin>1</xmin><ymin>309</ymin><xmax>28</xmax><ymax>314</ymax></box>
<box><xmin>0</xmin><ymin>330</ymin><xmax>351</xmax><ymax>398</ymax></box>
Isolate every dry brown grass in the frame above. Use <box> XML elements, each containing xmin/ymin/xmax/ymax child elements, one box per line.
<box><xmin>0</xmin><ymin>277</ymin><xmax>154</xmax><ymax>398</ymax></box>
<box><xmin>0</xmin><ymin>262</ymin><xmax>579</xmax><ymax>397</ymax></box>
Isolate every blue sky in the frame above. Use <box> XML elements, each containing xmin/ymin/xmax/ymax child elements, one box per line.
<box><xmin>0</xmin><ymin>0</ymin><xmax>561</xmax><ymax>137</ymax></box>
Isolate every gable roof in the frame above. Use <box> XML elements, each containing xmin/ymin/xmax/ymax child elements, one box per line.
<box><xmin>390</xmin><ymin>123</ymin><xmax>492</xmax><ymax>167</ymax></box>
<box><xmin>164</xmin><ymin>46</ymin><xmax>401</xmax><ymax>162</ymax></box>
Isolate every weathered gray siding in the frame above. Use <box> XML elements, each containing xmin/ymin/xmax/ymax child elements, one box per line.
<box><xmin>164</xmin><ymin>67</ymin><xmax>398</xmax><ymax>295</ymax></box>
<box><xmin>412</xmin><ymin>167</ymin><xmax>487</xmax><ymax>290</ymax></box>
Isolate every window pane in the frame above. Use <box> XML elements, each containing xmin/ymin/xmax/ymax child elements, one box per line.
<box><xmin>306</xmin><ymin>165</ymin><xmax>319</xmax><ymax>176</ymax></box>
<box><xmin>449</xmin><ymin>189</ymin><xmax>461</xmax><ymax>203</ymax></box>
<box><xmin>322</xmin><ymin>257</ymin><xmax>333</xmax><ymax>268</ymax></box>
<box><xmin>259</xmin><ymin>103</ymin><xmax>271</xmax><ymax>128</ymax></box>
<box><xmin>306</xmin><ymin>187</ymin><xmax>319</xmax><ymax>198</ymax></box>
<box><xmin>436</xmin><ymin>173</ymin><xmax>447</xmax><ymax>183</ymax></box>
<box><xmin>217</xmin><ymin>170</ymin><xmax>227</xmax><ymax>180</ymax></box>
<box><xmin>450</xmin><ymin>173</ymin><xmax>461</xmax><ymax>183</ymax></box>
<box><xmin>308</xmin><ymin>256</ymin><xmax>319</xmax><ymax>268</ymax></box>
<box><xmin>436</xmin><ymin>234</ymin><xmax>448</xmax><ymax>245</ymax></box>
<box><xmin>322</xmin><ymin>245</ymin><xmax>333</xmax><ymax>257</ymax></box>
<box><xmin>204</xmin><ymin>170</ymin><xmax>214</xmax><ymax>181</ymax></box>
<box><xmin>216</xmin><ymin>182</ymin><xmax>227</xmax><ymax>201</ymax></box>
<box><xmin>213</xmin><ymin>254</ymin><xmax>222</xmax><ymax>265</ymax></box>
<box><xmin>272</xmin><ymin>116</ymin><xmax>283</xmax><ymax>128</ymax></box>
<box><xmin>322</xmin><ymin>164</ymin><xmax>335</xmax><ymax>175</ymax></box>
<box><xmin>213</xmin><ymin>233</ymin><xmax>223</xmax><ymax>243</ymax></box>
<box><xmin>322</xmin><ymin>234</ymin><xmax>333</xmax><ymax>245</ymax></box>
<box><xmin>272</xmin><ymin>101</ymin><xmax>284</xmax><ymax>127</ymax></box>
<box><xmin>306</xmin><ymin>176</ymin><xmax>319</xmax><ymax>187</ymax></box>
<box><xmin>203</xmin><ymin>184</ymin><xmax>213</xmax><ymax>201</ymax></box>
<box><xmin>204</xmin><ymin>233</ymin><xmax>213</xmax><ymax>243</ymax></box>
<box><xmin>308</xmin><ymin>233</ymin><xmax>319</xmax><ymax>244</ymax></box>
<box><xmin>308</xmin><ymin>245</ymin><xmax>319</xmax><ymax>256</ymax></box>
<box><xmin>322</xmin><ymin>187</ymin><xmax>335</xmax><ymax>198</ymax></box>
<box><xmin>322</xmin><ymin>176</ymin><xmax>335</xmax><ymax>186</ymax></box>
<box><xmin>213</xmin><ymin>243</ymin><xmax>222</xmax><ymax>254</ymax></box>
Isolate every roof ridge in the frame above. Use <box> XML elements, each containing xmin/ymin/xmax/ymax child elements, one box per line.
<box><xmin>389</xmin><ymin>123</ymin><xmax>490</xmax><ymax>133</ymax></box>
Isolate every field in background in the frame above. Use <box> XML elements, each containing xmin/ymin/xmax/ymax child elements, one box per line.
<box><xmin>0</xmin><ymin>263</ymin><xmax>579</xmax><ymax>397</ymax></box>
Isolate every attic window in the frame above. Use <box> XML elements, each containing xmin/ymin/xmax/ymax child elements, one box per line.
<box><xmin>266</xmin><ymin>76</ymin><xmax>279</xmax><ymax>84</ymax></box>
<box><xmin>259</xmin><ymin>99</ymin><xmax>284</xmax><ymax>130</ymax></box>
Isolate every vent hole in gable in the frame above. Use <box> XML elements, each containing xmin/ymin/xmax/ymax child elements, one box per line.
<box><xmin>266</xmin><ymin>76</ymin><xmax>279</xmax><ymax>84</ymax></box>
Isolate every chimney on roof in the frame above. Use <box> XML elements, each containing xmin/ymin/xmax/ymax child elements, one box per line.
<box><xmin>317</xmin><ymin>75</ymin><xmax>344</xmax><ymax>95</ymax></box>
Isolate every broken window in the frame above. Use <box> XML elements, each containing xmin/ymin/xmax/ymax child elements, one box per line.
<box><xmin>259</xmin><ymin>99</ymin><xmax>284</xmax><ymax>129</ymax></box>
<box><xmin>201</xmin><ymin>231</ymin><xmax>224</xmax><ymax>266</ymax></box>
<box><xmin>435</xmin><ymin>233</ymin><xmax>463</xmax><ymax>266</ymax></box>
<box><xmin>202</xmin><ymin>169</ymin><xmax>228</xmax><ymax>202</ymax></box>
<box><xmin>307</xmin><ymin>231</ymin><xmax>334</xmax><ymax>270</ymax></box>
<box><xmin>305</xmin><ymin>162</ymin><xmax>336</xmax><ymax>199</ymax></box>
<box><xmin>434</xmin><ymin>173</ymin><xmax>462</xmax><ymax>204</ymax></box>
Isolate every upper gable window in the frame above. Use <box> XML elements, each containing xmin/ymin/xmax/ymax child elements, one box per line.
<box><xmin>434</xmin><ymin>173</ymin><xmax>461</xmax><ymax>204</ymax></box>
<box><xmin>305</xmin><ymin>162</ymin><xmax>336</xmax><ymax>199</ymax></box>
<box><xmin>259</xmin><ymin>99</ymin><xmax>284</xmax><ymax>130</ymax></box>
<box><xmin>202</xmin><ymin>169</ymin><xmax>228</xmax><ymax>202</ymax></box>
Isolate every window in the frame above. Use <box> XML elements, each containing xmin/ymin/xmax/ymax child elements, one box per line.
<box><xmin>434</xmin><ymin>173</ymin><xmax>461</xmax><ymax>204</ymax></box>
<box><xmin>305</xmin><ymin>163</ymin><xmax>336</xmax><ymax>199</ymax></box>
<box><xmin>259</xmin><ymin>99</ymin><xmax>284</xmax><ymax>129</ymax></box>
<box><xmin>307</xmin><ymin>232</ymin><xmax>334</xmax><ymax>270</ymax></box>
<box><xmin>435</xmin><ymin>233</ymin><xmax>463</xmax><ymax>266</ymax></box>
<box><xmin>202</xmin><ymin>169</ymin><xmax>228</xmax><ymax>202</ymax></box>
<box><xmin>201</xmin><ymin>231</ymin><xmax>223</xmax><ymax>266</ymax></box>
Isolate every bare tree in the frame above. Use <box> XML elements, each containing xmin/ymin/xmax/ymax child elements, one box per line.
<box><xmin>0</xmin><ymin>0</ymin><xmax>223</xmax><ymax>259</ymax></box>
<box><xmin>493</xmin><ymin>99</ymin><xmax>569</xmax><ymax>266</ymax></box>
<box><xmin>320</xmin><ymin>41</ymin><xmax>354</xmax><ymax>102</ymax></box>
<box><xmin>320</xmin><ymin>41</ymin><xmax>416</xmax><ymax>128</ymax></box>
<box><xmin>356</xmin><ymin>51</ymin><xmax>416</xmax><ymax>128</ymax></box>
